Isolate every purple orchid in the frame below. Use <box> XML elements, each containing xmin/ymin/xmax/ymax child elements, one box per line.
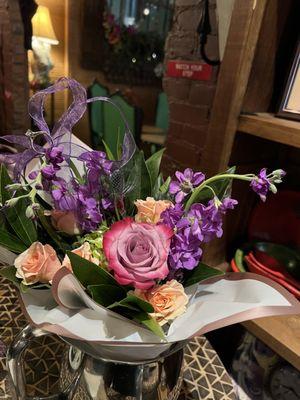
<box><xmin>169</xmin><ymin>168</ymin><xmax>205</xmax><ymax>203</ymax></box>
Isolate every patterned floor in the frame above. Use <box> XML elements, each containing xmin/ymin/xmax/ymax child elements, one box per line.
<box><xmin>0</xmin><ymin>276</ymin><xmax>236</xmax><ymax>399</ymax></box>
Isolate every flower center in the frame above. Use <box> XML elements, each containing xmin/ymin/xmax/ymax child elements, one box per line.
<box><xmin>180</xmin><ymin>180</ymin><xmax>193</xmax><ymax>193</ymax></box>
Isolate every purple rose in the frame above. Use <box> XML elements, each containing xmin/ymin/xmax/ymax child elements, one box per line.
<box><xmin>103</xmin><ymin>218</ymin><xmax>173</xmax><ymax>289</ymax></box>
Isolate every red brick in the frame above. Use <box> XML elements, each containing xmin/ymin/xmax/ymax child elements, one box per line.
<box><xmin>166</xmin><ymin>32</ymin><xmax>199</xmax><ymax>60</ymax></box>
<box><xmin>163</xmin><ymin>78</ymin><xmax>191</xmax><ymax>100</ymax></box>
<box><xmin>182</xmin><ymin>123</ymin><xmax>208</xmax><ymax>145</ymax></box>
<box><xmin>176</xmin><ymin>7</ymin><xmax>201</xmax><ymax>32</ymax></box>
<box><xmin>169</xmin><ymin>102</ymin><xmax>209</xmax><ymax>124</ymax></box>
<box><xmin>165</xmin><ymin>138</ymin><xmax>202</xmax><ymax>166</ymax></box>
<box><xmin>168</xmin><ymin>122</ymin><xmax>183</xmax><ymax>139</ymax></box>
<box><xmin>188</xmin><ymin>83</ymin><xmax>216</xmax><ymax>106</ymax></box>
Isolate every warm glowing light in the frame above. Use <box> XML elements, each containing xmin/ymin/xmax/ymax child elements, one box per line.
<box><xmin>143</xmin><ymin>8</ymin><xmax>150</xmax><ymax>16</ymax></box>
<box><xmin>32</xmin><ymin>5</ymin><xmax>59</xmax><ymax>45</ymax></box>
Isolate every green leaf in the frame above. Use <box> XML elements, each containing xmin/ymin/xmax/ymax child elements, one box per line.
<box><xmin>116</xmin><ymin>128</ymin><xmax>122</xmax><ymax>160</ymax></box>
<box><xmin>88</xmin><ymin>284</ymin><xmax>126</xmax><ymax>307</ymax></box>
<box><xmin>37</xmin><ymin>209</ymin><xmax>71</xmax><ymax>251</ymax></box>
<box><xmin>159</xmin><ymin>176</ymin><xmax>171</xmax><ymax>194</ymax></box>
<box><xmin>0</xmin><ymin>265</ymin><xmax>19</xmax><ymax>285</ymax></box>
<box><xmin>184</xmin><ymin>262</ymin><xmax>224</xmax><ymax>287</ymax></box>
<box><xmin>0</xmin><ymin>164</ymin><xmax>37</xmax><ymax>246</ymax></box>
<box><xmin>102</xmin><ymin>140</ymin><xmax>115</xmax><ymax>160</ymax></box>
<box><xmin>69</xmin><ymin>160</ymin><xmax>84</xmax><ymax>184</ymax></box>
<box><xmin>108</xmin><ymin>294</ymin><xmax>154</xmax><ymax>313</ymax></box>
<box><xmin>0</xmin><ymin>228</ymin><xmax>27</xmax><ymax>253</ymax></box>
<box><xmin>146</xmin><ymin>148</ymin><xmax>165</xmax><ymax>190</ymax></box>
<box><xmin>125</xmin><ymin>151</ymin><xmax>152</xmax><ymax>208</ymax></box>
<box><xmin>68</xmin><ymin>252</ymin><xmax>119</xmax><ymax>287</ymax></box>
<box><xmin>133</xmin><ymin>312</ymin><xmax>165</xmax><ymax>340</ymax></box>
<box><xmin>196</xmin><ymin>166</ymin><xmax>236</xmax><ymax>203</ymax></box>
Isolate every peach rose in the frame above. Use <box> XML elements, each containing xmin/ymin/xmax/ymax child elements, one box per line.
<box><xmin>15</xmin><ymin>242</ymin><xmax>62</xmax><ymax>285</ymax></box>
<box><xmin>62</xmin><ymin>242</ymin><xmax>99</xmax><ymax>271</ymax></box>
<box><xmin>135</xmin><ymin>280</ymin><xmax>188</xmax><ymax>326</ymax></box>
<box><xmin>51</xmin><ymin>210</ymin><xmax>80</xmax><ymax>235</ymax></box>
<box><xmin>135</xmin><ymin>197</ymin><xmax>173</xmax><ymax>224</ymax></box>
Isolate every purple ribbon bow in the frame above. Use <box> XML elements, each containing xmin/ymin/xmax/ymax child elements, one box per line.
<box><xmin>0</xmin><ymin>77</ymin><xmax>136</xmax><ymax>184</ymax></box>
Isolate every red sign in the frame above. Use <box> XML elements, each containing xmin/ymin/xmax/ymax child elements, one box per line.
<box><xmin>166</xmin><ymin>60</ymin><xmax>212</xmax><ymax>81</ymax></box>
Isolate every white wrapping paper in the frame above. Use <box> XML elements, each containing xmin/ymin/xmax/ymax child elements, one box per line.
<box><xmin>20</xmin><ymin>269</ymin><xmax>300</xmax><ymax>362</ymax></box>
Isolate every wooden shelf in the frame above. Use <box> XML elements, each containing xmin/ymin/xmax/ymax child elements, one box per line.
<box><xmin>238</xmin><ymin>113</ymin><xmax>300</xmax><ymax>148</ymax></box>
<box><xmin>242</xmin><ymin>314</ymin><xmax>300</xmax><ymax>371</ymax></box>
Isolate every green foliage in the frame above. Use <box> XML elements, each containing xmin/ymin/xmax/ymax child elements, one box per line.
<box><xmin>195</xmin><ymin>166</ymin><xmax>236</xmax><ymax>204</ymax></box>
<box><xmin>184</xmin><ymin>262</ymin><xmax>224</xmax><ymax>287</ymax></box>
<box><xmin>68</xmin><ymin>252</ymin><xmax>163</xmax><ymax>338</ymax></box>
<box><xmin>88</xmin><ymin>284</ymin><xmax>126</xmax><ymax>307</ymax></box>
<box><xmin>145</xmin><ymin>148</ymin><xmax>165</xmax><ymax>190</ymax></box>
<box><xmin>0</xmin><ymin>164</ymin><xmax>37</xmax><ymax>247</ymax></box>
<box><xmin>68</xmin><ymin>251</ymin><xmax>119</xmax><ymax>287</ymax></box>
<box><xmin>102</xmin><ymin>140</ymin><xmax>115</xmax><ymax>160</ymax></box>
<box><xmin>37</xmin><ymin>209</ymin><xmax>71</xmax><ymax>252</ymax></box>
<box><xmin>133</xmin><ymin>312</ymin><xmax>165</xmax><ymax>340</ymax></box>
<box><xmin>108</xmin><ymin>294</ymin><xmax>154</xmax><ymax>313</ymax></box>
<box><xmin>125</xmin><ymin>151</ymin><xmax>152</xmax><ymax>210</ymax></box>
<box><xmin>0</xmin><ymin>228</ymin><xmax>27</xmax><ymax>253</ymax></box>
<box><xmin>0</xmin><ymin>265</ymin><xmax>19</xmax><ymax>284</ymax></box>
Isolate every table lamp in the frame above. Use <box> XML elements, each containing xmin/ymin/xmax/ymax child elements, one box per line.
<box><xmin>30</xmin><ymin>5</ymin><xmax>59</xmax><ymax>89</ymax></box>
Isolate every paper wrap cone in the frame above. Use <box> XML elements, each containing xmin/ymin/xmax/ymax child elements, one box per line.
<box><xmin>20</xmin><ymin>268</ymin><xmax>300</xmax><ymax>362</ymax></box>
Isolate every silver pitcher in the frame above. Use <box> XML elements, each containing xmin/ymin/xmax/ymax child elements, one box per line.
<box><xmin>7</xmin><ymin>325</ymin><xmax>185</xmax><ymax>400</ymax></box>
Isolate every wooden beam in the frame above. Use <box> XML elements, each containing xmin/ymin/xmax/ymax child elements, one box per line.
<box><xmin>238</xmin><ymin>113</ymin><xmax>300</xmax><ymax>148</ymax></box>
<box><xmin>201</xmin><ymin>0</ymin><xmax>268</xmax><ymax>176</ymax></box>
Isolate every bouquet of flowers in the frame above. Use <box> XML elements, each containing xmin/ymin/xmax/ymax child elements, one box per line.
<box><xmin>0</xmin><ymin>79</ymin><xmax>298</xmax><ymax>360</ymax></box>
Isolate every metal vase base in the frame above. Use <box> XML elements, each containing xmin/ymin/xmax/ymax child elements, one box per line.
<box><xmin>7</xmin><ymin>325</ymin><xmax>185</xmax><ymax>400</ymax></box>
<box><xmin>60</xmin><ymin>346</ymin><xmax>184</xmax><ymax>400</ymax></box>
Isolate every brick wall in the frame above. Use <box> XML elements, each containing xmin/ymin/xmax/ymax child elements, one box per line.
<box><xmin>162</xmin><ymin>0</ymin><xmax>219</xmax><ymax>175</ymax></box>
<box><xmin>0</xmin><ymin>0</ymin><xmax>29</xmax><ymax>134</ymax></box>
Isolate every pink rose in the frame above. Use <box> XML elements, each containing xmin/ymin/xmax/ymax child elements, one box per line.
<box><xmin>51</xmin><ymin>210</ymin><xmax>80</xmax><ymax>235</ymax></box>
<box><xmin>62</xmin><ymin>242</ymin><xmax>99</xmax><ymax>271</ymax></box>
<box><xmin>135</xmin><ymin>197</ymin><xmax>173</xmax><ymax>224</ymax></box>
<box><xmin>103</xmin><ymin>218</ymin><xmax>173</xmax><ymax>289</ymax></box>
<box><xmin>135</xmin><ymin>280</ymin><xmax>188</xmax><ymax>325</ymax></box>
<box><xmin>15</xmin><ymin>242</ymin><xmax>62</xmax><ymax>285</ymax></box>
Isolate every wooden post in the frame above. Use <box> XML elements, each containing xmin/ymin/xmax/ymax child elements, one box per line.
<box><xmin>202</xmin><ymin>0</ymin><xmax>268</xmax><ymax>176</ymax></box>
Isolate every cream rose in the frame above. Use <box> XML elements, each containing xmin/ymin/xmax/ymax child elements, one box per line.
<box><xmin>135</xmin><ymin>280</ymin><xmax>188</xmax><ymax>325</ymax></box>
<box><xmin>135</xmin><ymin>197</ymin><xmax>173</xmax><ymax>224</ymax></box>
<box><xmin>15</xmin><ymin>242</ymin><xmax>62</xmax><ymax>285</ymax></box>
<box><xmin>62</xmin><ymin>242</ymin><xmax>99</xmax><ymax>270</ymax></box>
<box><xmin>51</xmin><ymin>210</ymin><xmax>80</xmax><ymax>235</ymax></box>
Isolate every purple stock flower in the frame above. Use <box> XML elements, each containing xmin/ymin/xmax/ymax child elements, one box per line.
<box><xmin>169</xmin><ymin>168</ymin><xmax>205</xmax><ymax>203</ymax></box>
<box><xmin>51</xmin><ymin>179</ymin><xmax>78</xmax><ymax>210</ymax></box>
<box><xmin>160</xmin><ymin>203</ymin><xmax>184</xmax><ymax>229</ymax></box>
<box><xmin>250</xmin><ymin>168</ymin><xmax>270</xmax><ymax>202</ymax></box>
<box><xmin>45</xmin><ymin>146</ymin><xmax>64</xmax><ymax>166</ymax></box>
<box><xmin>166</xmin><ymin>197</ymin><xmax>237</xmax><ymax>271</ymax></box>
<box><xmin>41</xmin><ymin>165</ymin><xmax>57</xmax><ymax>180</ymax></box>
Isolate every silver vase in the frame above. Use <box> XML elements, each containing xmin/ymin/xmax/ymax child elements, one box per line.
<box><xmin>7</xmin><ymin>325</ymin><xmax>185</xmax><ymax>400</ymax></box>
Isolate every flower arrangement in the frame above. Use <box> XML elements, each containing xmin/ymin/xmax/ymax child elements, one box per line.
<box><xmin>0</xmin><ymin>78</ymin><xmax>292</xmax><ymax>342</ymax></box>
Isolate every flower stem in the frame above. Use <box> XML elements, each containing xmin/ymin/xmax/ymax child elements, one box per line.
<box><xmin>184</xmin><ymin>173</ymin><xmax>254</xmax><ymax>211</ymax></box>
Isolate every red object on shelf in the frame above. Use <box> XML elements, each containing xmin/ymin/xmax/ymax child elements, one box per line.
<box><xmin>245</xmin><ymin>253</ymin><xmax>300</xmax><ymax>299</ymax></box>
<box><xmin>230</xmin><ymin>259</ymin><xmax>240</xmax><ymax>273</ymax></box>
<box><xmin>166</xmin><ymin>60</ymin><xmax>212</xmax><ymax>81</ymax></box>
<box><xmin>248</xmin><ymin>191</ymin><xmax>300</xmax><ymax>246</ymax></box>
<box><xmin>250</xmin><ymin>251</ymin><xmax>300</xmax><ymax>290</ymax></box>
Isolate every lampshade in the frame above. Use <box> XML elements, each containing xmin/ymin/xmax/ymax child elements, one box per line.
<box><xmin>32</xmin><ymin>5</ymin><xmax>59</xmax><ymax>45</ymax></box>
